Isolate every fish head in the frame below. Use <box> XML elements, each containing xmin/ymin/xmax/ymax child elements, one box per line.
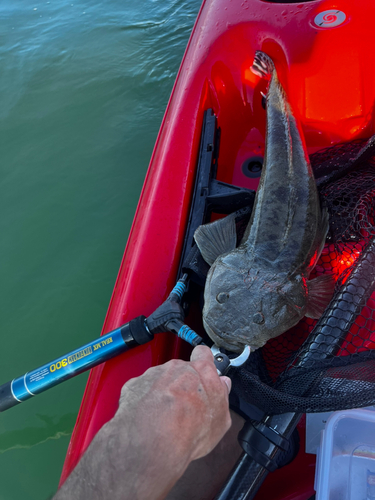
<box><xmin>203</xmin><ymin>255</ymin><xmax>307</xmax><ymax>353</ymax></box>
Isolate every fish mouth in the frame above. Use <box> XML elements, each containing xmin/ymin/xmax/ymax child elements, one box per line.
<box><xmin>203</xmin><ymin>318</ymin><xmax>245</xmax><ymax>354</ymax></box>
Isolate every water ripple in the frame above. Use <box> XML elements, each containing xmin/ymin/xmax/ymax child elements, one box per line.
<box><xmin>0</xmin><ymin>0</ymin><xmax>202</xmax><ymax>497</ymax></box>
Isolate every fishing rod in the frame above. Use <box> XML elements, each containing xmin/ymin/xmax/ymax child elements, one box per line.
<box><xmin>0</xmin><ymin>275</ymin><xmax>201</xmax><ymax>412</ymax></box>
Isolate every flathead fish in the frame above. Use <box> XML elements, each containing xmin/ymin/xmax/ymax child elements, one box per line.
<box><xmin>194</xmin><ymin>51</ymin><xmax>335</xmax><ymax>353</ymax></box>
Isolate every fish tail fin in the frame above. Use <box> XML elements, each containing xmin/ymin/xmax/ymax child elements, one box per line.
<box><xmin>251</xmin><ymin>51</ymin><xmax>275</xmax><ymax>79</ymax></box>
<box><xmin>305</xmin><ymin>273</ymin><xmax>336</xmax><ymax>319</ymax></box>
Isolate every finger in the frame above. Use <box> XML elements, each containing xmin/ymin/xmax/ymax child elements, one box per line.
<box><xmin>221</xmin><ymin>376</ymin><xmax>232</xmax><ymax>394</ymax></box>
<box><xmin>190</xmin><ymin>344</ymin><xmax>214</xmax><ymax>363</ymax></box>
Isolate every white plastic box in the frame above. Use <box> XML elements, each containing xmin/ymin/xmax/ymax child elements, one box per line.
<box><xmin>315</xmin><ymin>409</ymin><xmax>375</xmax><ymax>500</ymax></box>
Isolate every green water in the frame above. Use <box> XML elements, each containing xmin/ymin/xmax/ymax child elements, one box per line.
<box><xmin>0</xmin><ymin>0</ymin><xmax>201</xmax><ymax>497</ymax></box>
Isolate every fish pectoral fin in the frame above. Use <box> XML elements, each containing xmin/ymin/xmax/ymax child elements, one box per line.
<box><xmin>194</xmin><ymin>212</ymin><xmax>237</xmax><ymax>266</ymax></box>
<box><xmin>305</xmin><ymin>273</ymin><xmax>336</xmax><ymax>319</ymax></box>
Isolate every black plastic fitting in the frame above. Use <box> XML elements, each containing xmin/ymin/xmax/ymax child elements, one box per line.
<box><xmin>0</xmin><ymin>381</ymin><xmax>19</xmax><ymax>412</ymax></box>
<box><xmin>238</xmin><ymin>420</ymin><xmax>289</xmax><ymax>472</ymax></box>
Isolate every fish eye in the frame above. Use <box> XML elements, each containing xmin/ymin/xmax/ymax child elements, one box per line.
<box><xmin>216</xmin><ymin>292</ymin><xmax>229</xmax><ymax>304</ymax></box>
<box><xmin>253</xmin><ymin>312</ymin><xmax>265</xmax><ymax>325</ymax></box>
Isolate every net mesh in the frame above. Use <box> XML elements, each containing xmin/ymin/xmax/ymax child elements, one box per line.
<box><xmin>230</xmin><ymin>136</ymin><xmax>375</xmax><ymax>415</ymax></box>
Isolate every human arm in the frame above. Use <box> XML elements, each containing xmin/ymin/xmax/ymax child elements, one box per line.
<box><xmin>54</xmin><ymin>345</ymin><xmax>232</xmax><ymax>500</ymax></box>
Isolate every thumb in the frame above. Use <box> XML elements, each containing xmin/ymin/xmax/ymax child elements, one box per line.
<box><xmin>221</xmin><ymin>376</ymin><xmax>232</xmax><ymax>394</ymax></box>
<box><xmin>190</xmin><ymin>345</ymin><xmax>214</xmax><ymax>363</ymax></box>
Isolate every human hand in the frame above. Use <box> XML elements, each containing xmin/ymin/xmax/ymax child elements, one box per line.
<box><xmin>55</xmin><ymin>345</ymin><xmax>233</xmax><ymax>500</ymax></box>
<box><xmin>115</xmin><ymin>344</ymin><xmax>232</xmax><ymax>463</ymax></box>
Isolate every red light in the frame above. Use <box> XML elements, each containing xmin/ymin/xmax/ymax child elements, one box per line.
<box><xmin>316</xmin><ymin>243</ymin><xmax>362</xmax><ymax>281</ymax></box>
<box><xmin>338</xmin><ymin>248</ymin><xmax>361</xmax><ymax>269</ymax></box>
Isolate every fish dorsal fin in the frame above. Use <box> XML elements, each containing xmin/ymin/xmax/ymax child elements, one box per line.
<box><xmin>305</xmin><ymin>273</ymin><xmax>336</xmax><ymax>319</ymax></box>
<box><xmin>194</xmin><ymin>213</ymin><xmax>237</xmax><ymax>266</ymax></box>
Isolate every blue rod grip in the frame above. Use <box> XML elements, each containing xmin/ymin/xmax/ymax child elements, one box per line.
<box><xmin>0</xmin><ymin>320</ymin><xmax>150</xmax><ymax>412</ymax></box>
<box><xmin>10</xmin><ymin>329</ymin><xmax>128</xmax><ymax>405</ymax></box>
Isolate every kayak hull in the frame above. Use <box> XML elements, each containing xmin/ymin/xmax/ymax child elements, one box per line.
<box><xmin>61</xmin><ymin>0</ymin><xmax>375</xmax><ymax>497</ymax></box>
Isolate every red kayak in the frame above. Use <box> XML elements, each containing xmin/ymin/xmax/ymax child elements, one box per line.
<box><xmin>60</xmin><ymin>0</ymin><xmax>375</xmax><ymax>498</ymax></box>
